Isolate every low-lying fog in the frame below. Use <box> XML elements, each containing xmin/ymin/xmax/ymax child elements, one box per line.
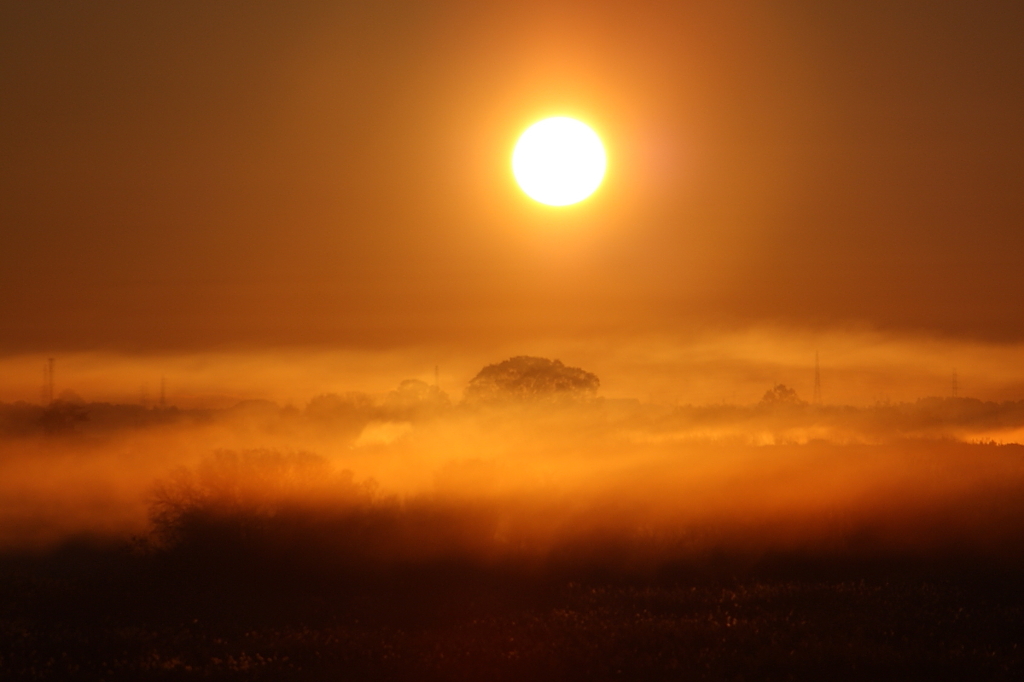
<box><xmin>2</xmin><ymin>351</ymin><xmax>1024</xmax><ymax>572</ymax></box>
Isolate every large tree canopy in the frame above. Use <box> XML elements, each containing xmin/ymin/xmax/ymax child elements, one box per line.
<box><xmin>465</xmin><ymin>357</ymin><xmax>600</xmax><ymax>404</ymax></box>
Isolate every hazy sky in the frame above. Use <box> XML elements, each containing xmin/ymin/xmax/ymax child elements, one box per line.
<box><xmin>3</xmin><ymin>0</ymin><xmax>1022</xmax><ymax>353</ymax></box>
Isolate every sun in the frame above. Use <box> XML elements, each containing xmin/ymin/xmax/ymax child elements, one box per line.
<box><xmin>512</xmin><ymin>117</ymin><xmax>606</xmax><ymax>207</ymax></box>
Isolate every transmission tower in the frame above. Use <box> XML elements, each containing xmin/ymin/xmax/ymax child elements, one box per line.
<box><xmin>43</xmin><ymin>358</ymin><xmax>55</xmax><ymax>404</ymax></box>
<box><xmin>813</xmin><ymin>352</ymin><xmax>822</xmax><ymax>405</ymax></box>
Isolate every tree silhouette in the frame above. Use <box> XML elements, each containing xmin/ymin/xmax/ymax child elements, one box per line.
<box><xmin>759</xmin><ymin>384</ymin><xmax>806</xmax><ymax>408</ymax></box>
<box><xmin>383</xmin><ymin>379</ymin><xmax>451</xmax><ymax>418</ymax></box>
<box><xmin>465</xmin><ymin>356</ymin><xmax>599</xmax><ymax>404</ymax></box>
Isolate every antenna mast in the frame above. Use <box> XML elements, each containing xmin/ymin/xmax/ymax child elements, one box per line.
<box><xmin>43</xmin><ymin>358</ymin><xmax>55</xmax><ymax>404</ymax></box>
<box><xmin>813</xmin><ymin>352</ymin><xmax>822</xmax><ymax>405</ymax></box>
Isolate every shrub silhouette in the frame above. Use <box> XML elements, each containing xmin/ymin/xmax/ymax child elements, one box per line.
<box><xmin>149</xmin><ymin>450</ymin><xmax>373</xmax><ymax>549</ymax></box>
<box><xmin>147</xmin><ymin>450</ymin><xmax>507</xmax><ymax>576</ymax></box>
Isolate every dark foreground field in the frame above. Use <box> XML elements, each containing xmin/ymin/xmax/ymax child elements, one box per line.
<box><xmin>3</xmin><ymin>545</ymin><xmax>1023</xmax><ymax>681</ymax></box>
<box><xmin>4</xmin><ymin>437</ymin><xmax>1024</xmax><ymax>680</ymax></box>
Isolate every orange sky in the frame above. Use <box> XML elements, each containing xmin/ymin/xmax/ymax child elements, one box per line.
<box><xmin>2</xmin><ymin>0</ymin><xmax>1023</xmax><ymax>354</ymax></box>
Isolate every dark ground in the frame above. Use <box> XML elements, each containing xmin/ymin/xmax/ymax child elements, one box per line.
<box><xmin>2</xmin><ymin>544</ymin><xmax>1023</xmax><ymax>681</ymax></box>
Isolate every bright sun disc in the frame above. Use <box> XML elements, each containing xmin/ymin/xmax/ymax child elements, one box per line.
<box><xmin>512</xmin><ymin>117</ymin><xmax>606</xmax><ymax>206</ymax></box>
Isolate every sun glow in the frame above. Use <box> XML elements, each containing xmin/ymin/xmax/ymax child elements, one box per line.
<box><xmin>512</xmin><ymin>117</ymin><xmax>606</xmax><ymax>206</ymax></box>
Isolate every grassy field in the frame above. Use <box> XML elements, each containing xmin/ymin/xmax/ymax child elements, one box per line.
<box><xmin>3</xmin><ymin>543</ymin><xmax>1023</xmax><ymax>681</ymax></box>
